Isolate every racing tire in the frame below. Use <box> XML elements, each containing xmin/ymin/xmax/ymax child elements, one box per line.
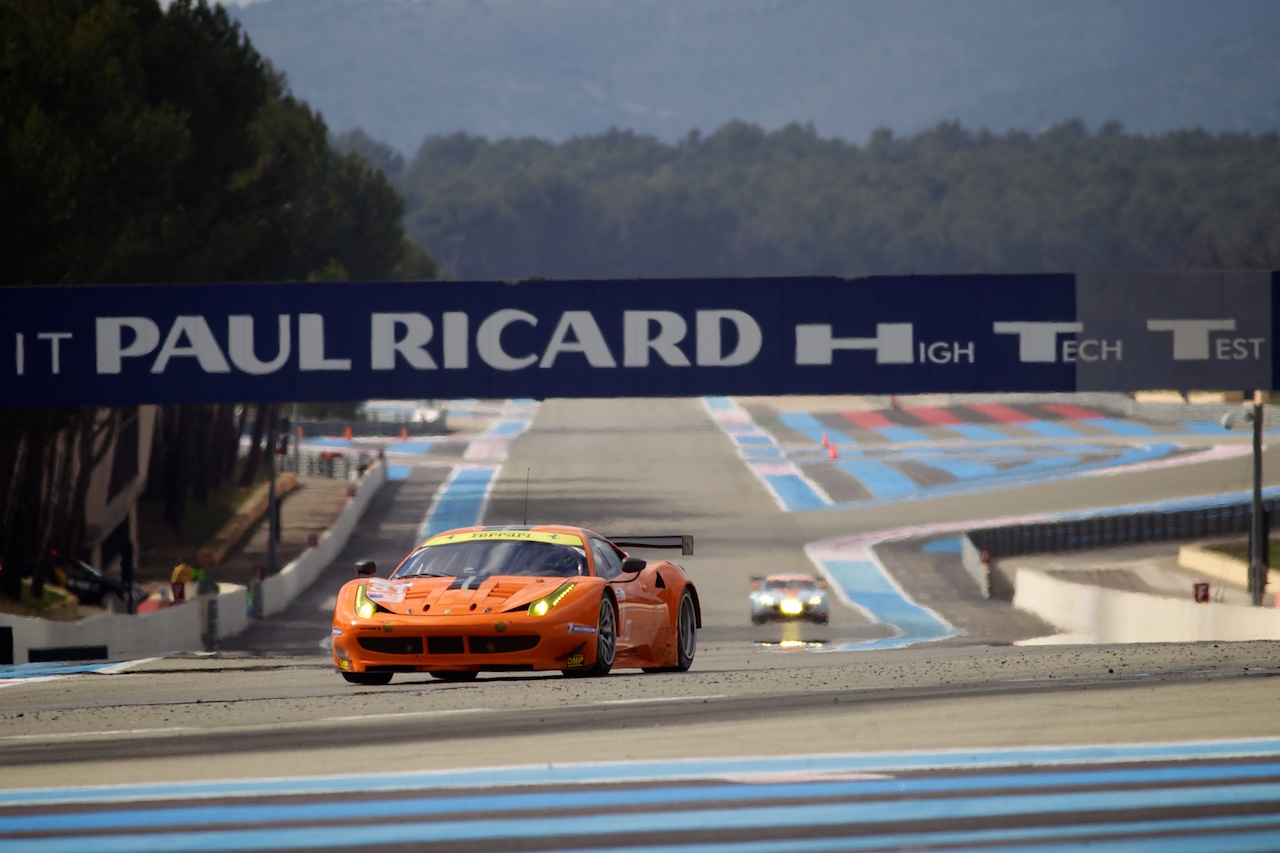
<box><xmin>341</xmin><ymin>671</ymin><xmax>393</xmax><ymax>686</ymax></box>
<box><xmin>644</xmin><ymin>588</ymin><xmax>697</xmax><ymax>673</ymax></box>
<box><xmin>429</xmin><ymin>671</ymin><xmax>479</xmax><ymax>682</ymax></box>
<box><xmin>565</xmin><ymin>594</ymin><xmax>616</xmax><ymax>677</ymax></box>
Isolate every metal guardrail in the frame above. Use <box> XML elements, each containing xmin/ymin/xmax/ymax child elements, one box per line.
<box><xmin>274</xmin><ymin>452</ymin><xmax>371</xmax><ymax>479</ymax></box>
<box><xmin>968</xmin><ymin>500</ymin><xmax>1273</xmax><ymax>562</ymax></box>
<box><xmin>299</xmin><ymin>419</ymin><xmax>448</xmax><ymax>437</ymax></box>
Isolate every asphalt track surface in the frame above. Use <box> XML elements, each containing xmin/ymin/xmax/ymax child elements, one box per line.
<box><xmin>3</xmin><ymin>398</ymin><xmax>1280</xmax><ymax>852</ymax></box>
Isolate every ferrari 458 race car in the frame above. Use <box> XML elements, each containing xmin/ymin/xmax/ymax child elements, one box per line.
<box><xmin>749</xmin><ymin>573</ymin><xmax>830</xmax><ymax>625</ymax></box>
<box><xmin>332</xmin><ymin>525</ymin><xmax>700</xmax><ymax>684</ymax></box>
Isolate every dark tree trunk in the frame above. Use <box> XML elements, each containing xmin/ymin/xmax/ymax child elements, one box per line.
<box><xmin>190</xmin><ymin>404</ymin><xmax>214</xmax><ymax>506</ymax></box>
<box><xmin>162</xmin><ymin>406</ymin><xmax>191</xmax><ymax>529</ymax></box>
<box><xmin>240</xmin><ymin>404</ymin><xmax>267</xmax><ymax>487</ymax></box>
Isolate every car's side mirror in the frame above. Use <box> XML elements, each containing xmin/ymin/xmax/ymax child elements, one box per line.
<box><xmin>620</xmin><ymin>556</ymin><xmax>646</xmax><ymax>574</ymax></box>
<box><xmin>355</xmin><ymin>560</ymin><xmax>377</xmax><ymax>576</ymax></box>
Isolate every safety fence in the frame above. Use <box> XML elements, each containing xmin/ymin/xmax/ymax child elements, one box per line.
<box><xmin>960</xmin><ymin>497</ymin><xmax>1275</xmax><ymax>599</ymax></box>
<box><xmin>274</xmin><ymin>451</ymin><xmax>372</xmax><ymax>480</ymax></box>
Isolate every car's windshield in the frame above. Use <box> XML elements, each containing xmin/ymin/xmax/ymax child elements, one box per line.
<box><xmin>765</xmin><ymin>578</ymin><xmax>818</xmax><ymax>592</ymax></box>
<box><xmin>392</xmin><ymin>539</ymin><xmax>587</xmax><ymax>580</ymax></box>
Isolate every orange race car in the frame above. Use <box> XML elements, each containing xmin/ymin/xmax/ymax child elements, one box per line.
<box><xmin>332</xmin><ymin>525</ymin><xmax>700</xmax><ymax>684</ymax></box>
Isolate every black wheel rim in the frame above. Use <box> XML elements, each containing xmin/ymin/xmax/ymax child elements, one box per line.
<box><xmin>597</xmin><ymin>599</ymin><xmax>616</xmax><ymax>666</ymax></box>
<box><xmin>678</xmin><ymin>594</ymin><xmax>696</xmax><ymax>661</ymax></box>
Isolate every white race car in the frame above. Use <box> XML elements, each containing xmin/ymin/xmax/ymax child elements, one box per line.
<box><xmin>749</xmin><ymin>574</ymin><xmax>829</xmax><ymax>625</ymax></box>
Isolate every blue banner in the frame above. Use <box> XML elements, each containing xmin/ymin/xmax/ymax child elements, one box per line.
<box><xmin>1</xmin><ymin>273</ymin><xmax>1275</xmax><ymax>406</ymax></box>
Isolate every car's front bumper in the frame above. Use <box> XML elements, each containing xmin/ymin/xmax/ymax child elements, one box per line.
<box><xmin>332</xmin><ymin>608</ymin><xmax>603</xmax><ymax>674</ymax></box>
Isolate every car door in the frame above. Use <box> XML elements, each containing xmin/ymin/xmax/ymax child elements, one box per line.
<box><xmin>590</xmin><ymin>537</ymin><xmax>661</xmax><ymax>652</ymax></box>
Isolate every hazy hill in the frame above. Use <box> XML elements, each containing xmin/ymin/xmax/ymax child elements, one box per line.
<box><xmin>229</xmin><ymin>0</ymin><xmax>1280</xmax><ymax>156</ymax></box>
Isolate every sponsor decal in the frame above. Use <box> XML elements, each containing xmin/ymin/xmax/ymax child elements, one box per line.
<box><xmin>366</xmin><ymin>578</ymin><xmax>410</xmax><ymax>603</ymax></box>
<box><xmin>332</xmin><ymin>627</ymin><xmax>343</xmax><ymax>636</ymax></box>
<box><xmin>567</xmin><ymin>622</ymin><xmax>597</xmax><ymax>635</ymax></box>
<box><xmin>425</xmin><ymin>530</ymin><xmax>584</xmax><ymax>547</ymax></box>
<box><xmin>566</xmin><ymin>653</ymin><xmax>585</xmax><ymax>668</ymax></box>
<box><xmin>615</xmin><ymin>589</ymin><xmax>627</xmax><ymax>602</ymax></box>
<box><xmin>338</xmin><ymin>660</ymin><xmax>350</xmax><ymax>670</ymax></box>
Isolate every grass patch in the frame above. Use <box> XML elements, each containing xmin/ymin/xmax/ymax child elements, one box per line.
<box><xmin>0</xmin><ymin>579</ymin><xmax>75</xmax><ymax>615</ymax></box>
<box><xmin>1205</xmin><ymin>539</ymin><xmax>1280</xmax><ymax>565</ymax></box>
<box><xmin>137</xmin><ymin>463</ymin><xmax>270</xmax><ymax>562</ymax></box>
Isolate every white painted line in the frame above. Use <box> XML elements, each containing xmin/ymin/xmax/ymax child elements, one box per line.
<box><xmin>96</xmin><ymin>658</ymin><xmax>161</xmax><ymax>674</ymax></box>
<box><xmin>587</xmin><ymin>695</ymin><xmax>727</xmax><ymax>707</ymax></box>
<box><xmin>322</xmin><ymin>708</ymin><xmax>492</xmax><ymax>723</ymax></box>
<box><xmin>0</xmin><ymin>727</ymin><xmax>188</xmax><ymax>742</ymax></box>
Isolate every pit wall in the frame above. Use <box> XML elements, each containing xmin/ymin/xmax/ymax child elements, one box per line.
<box><xmin>1012</xmin><ymin>566</ymin><xmax>1280</xmax><ymax>645</ymax></box>
<box><xmin>0</xmin><ymin>461</ymin><xmax>386</xmax><ymax>664</ymax></box>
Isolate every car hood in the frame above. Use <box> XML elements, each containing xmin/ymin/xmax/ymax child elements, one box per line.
<box><xmin>363</xmin><ymin>575</ymin><xmax>574</xmax><ymax>615</ymax></box>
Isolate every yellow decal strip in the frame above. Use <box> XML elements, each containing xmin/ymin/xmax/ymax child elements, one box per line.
<box><xmin>424</xmin><ymin>530</ymin><xmax>584</xmax><ymax>548</ymax></box>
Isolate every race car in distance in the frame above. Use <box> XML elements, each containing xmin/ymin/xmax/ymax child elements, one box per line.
<box><xmin>749</xmin><ymin>573</ymin><xmax>830</xmax><ymax>625</ymax></box>
<box><xmin>332</xmin><ymin>525</ymin><xmax>700</xmax><ymax>684</ymax></box>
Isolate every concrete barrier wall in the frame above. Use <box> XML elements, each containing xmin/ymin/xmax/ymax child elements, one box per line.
<box><xmin>0</xmin><ymin>601</ymin><xmax>203</xmax><ymax>663</ymax></box>
<box><xmin>0</xmin><ymin>461</ymin><xmax>386</xmax><ymax>664</ymax></box>
<box><xmin>260</xmin><ymin>460</ymin><xmax>386</xmax><ymax>618</ymax></box>
<box><xmin>959</xmin><ymin>534</ymin><xmax>990</xmax><ymax>598</ymax></box>
<box><xmin>1012</xmin><ymin>566</ymin><xmax>1280</xmax><ymax>644</ymax></box>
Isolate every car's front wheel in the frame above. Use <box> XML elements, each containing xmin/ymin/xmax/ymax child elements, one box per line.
<box><xmin>566</xmin><ymin>595</ymin><xmax>616</xmax><ymax>677</ymax></box>
<box><xmin>430</xmin><ymin>671</ymin><xmax>479</xmax><ymax>682</ymax></box>
<box><xmin>342</xmin><ymin>671</ymin><xmax>393</xmax><ymax>685</ymax></box>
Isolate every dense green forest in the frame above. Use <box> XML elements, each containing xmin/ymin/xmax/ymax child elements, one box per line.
<box><xmin>337</xmin><ymin>120</ymin><xmax>1280</xmax><ymax>281</ymax></box>
<box><xmin>0</xmin><ymin>0</ymin><xmax>438</xmax><ymax>589</ymax></box>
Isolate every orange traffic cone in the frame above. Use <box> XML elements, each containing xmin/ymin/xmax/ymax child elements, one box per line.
<box><xmin>828</xmin><ymin>444</ymin><xmax>838</xmax><ymax>460</ymax></box>
<box><xmin>821</xmin><ymin>432</ymin><xmax>829</xmax><ymax>448</ymax></box>
<box><xmin>343</xmin><ymin>426</ymin><xmax>352</xmax><ymax>440</ymax></box>
<box><xmin>400</xmin><ymin>426</ymin><xmax>408</xmax><ymax>441</ymax></box>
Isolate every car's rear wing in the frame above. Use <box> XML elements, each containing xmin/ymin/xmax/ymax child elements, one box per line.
<box><xmin>610</xmin><ymin>535</ymin><xmax>694</xmax><ymax>556</ymax></box>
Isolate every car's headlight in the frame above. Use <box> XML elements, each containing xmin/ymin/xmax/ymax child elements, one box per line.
<box><xmin>758</xmin><ymin>594</ymin><xmax>776</xmax><ymax>606</ymax></box>
<box><xmin>528</xmin><ymin>582</ymin><xmax>576</xmax><ymax>616</ymax></box>
<box><xmin>780</xmin><ymin>598</ymin><xmax>803</xmax><ymax>616</ymax></box>
<box><xmin>808</xmin><ymin>595</ymin><xmax>824</xmax><ymax>606</ymax></box>
<box><xmin>355</xmin><ymin>584</ymin><xmax>378</xmax><ymax>619</ymax></box>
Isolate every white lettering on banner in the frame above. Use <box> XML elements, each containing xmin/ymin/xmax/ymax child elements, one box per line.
<box><xmin>795</xmin><ymin>323</ymin><xmax>913</xmax><ymax>365</ymax></box>
<box><xmin>299</xmin><ymin>313</ymin><xmax>350</xmax><ymax>371</ymax></box>
<box><xmin>1147</xmin><ymin>319</ymin><xmax>1265</xmax><ymax>361</ymax></box>
<box><xmin>477</xmin><ymin>309</ymin><xmax>537</xmax><ymax>371</ymax></box>
<box><xmin>697</xmin><ymin>310</ymin><xmax>761</xmax><ymax>367</ymax></box>
<box><xmin>14</xmin><ymin>333</ymin><xmax>21</xmax><ymax>375</ymax></box>
<box><xmin>372</xmin><ymin>313</ymin><xmax>437</xmax><ymax>370</ymax></box>
<box><xmin>919</xmin><ymin>341</ymin><xmax>976</xmax><ymax>364</ymax></box>
<box><xmin>153</xmin><ymin>317</ymin><xmax>231</xmax><ymax>374</ymax></box>
<box><xmin>992</xmin><ymin>322</ymin><xmax>1083</xmax><ymax>362</ymax></box>
<box><xmin>1062</xmin><ymin>339</ymin><xmax>1123</xmax><ymax>363</ymax></box>
<box><xmin>368</xmin><ymin>309</ymin><xmax>760</xmax><ymax>371</ymax></box>
<box><xmin>624</xmin><ymin>311</ymin><xmax>690</xmax><ymax>367</ymax></box>
<box><xmin>97</xmin><ymin>315</ymin><xmax>346</xmax><ymax>375</ymax></box>
<box><xmin>1147</xmin><ymin>319</ymin><xmax>1235</xmax><ymax>359</ymax></box>
<box><xmin>36</xmin><ymin>333</ymin><xmax>72</xmax><ymax>374</ymax></box>
<box><xmin>1215</xmin><ymin>338</ymin><xmax>1266</xmax><ymax>360</ymax></box>
<box><xmin>443</xmin><ymin>312</ymin><xmax>468</xmax><ymax>368</ymax></box>
<box><xmin>98</xmin><ymin>317</ymin><xmax>160</xmax><ymax>374</ymax></box>
<box><xmin>81</xmin><ymin>306</ymin><xmax>750</xmax><ymax>377</ymax></box>
<box><xmin>541</xmin><ymin>311</ymin><xmax>617</xmax><ymax>368</ymax></box>
<box><xmin>228</xmin><ymin>315</ymin><xmax>290</xmax><ymax>374</ymax></box>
